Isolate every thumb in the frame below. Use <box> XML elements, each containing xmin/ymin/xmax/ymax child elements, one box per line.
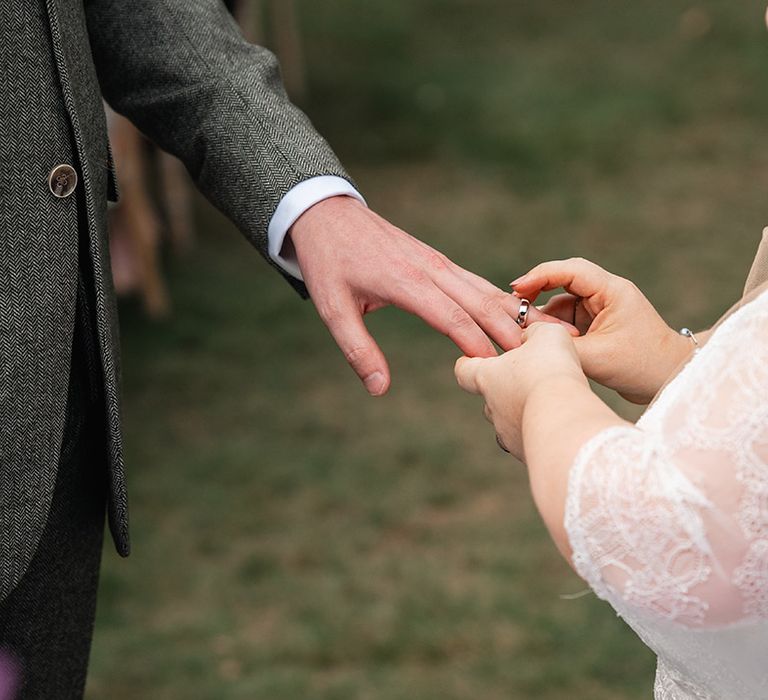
<box><xmin>519</xmin><ymin>321</ymin><xmax>551</xmax><ymax>344</ymax></box>
<box><xmin>316</xmin><ymin>293</ymin><xmax>391</xmax><ymax>396</ymax></box>
<box><xmin>572</xmin><ymin>333</ymin><xmax>603</xmax><ymax>377</ymax></box>
<box><xmin>454</xmin><ymin>356</ymin><xmax>486</xmax><ymax>395</ymax></box>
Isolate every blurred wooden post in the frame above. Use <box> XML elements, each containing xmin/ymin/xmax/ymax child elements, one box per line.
<box><xmin>158</xmin><ymin>152</ymin><xmax>193</xmax><ymax>254</ymax></box>
<box><xmin>234</xmin><ymin>1</ymin><xmax>305</xmax><ymax>101</ymax></box>
<box><xmin>270</xmin><ymin>0</ymin><xmax>306</xmax><ymax>101</ymax></box>
<box><xmin>107</xmin><ymin>109</ymin><xmax>171</xmax><ymax>318</ymax></box>
<box><xmin>237</xmin><ymin>0</ymin><xmax>262</xmax><ymax>44</ymax></box>
<box><xmin>230</xmin><ymin>0</ymin><xmax>307</xmax><ymax>101</ymax></box>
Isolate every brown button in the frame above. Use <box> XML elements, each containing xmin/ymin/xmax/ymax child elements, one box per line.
<box><xmin>48</xmin><ymin>164</ymin><xmax>78</xmax><ymax>198</ymax></box>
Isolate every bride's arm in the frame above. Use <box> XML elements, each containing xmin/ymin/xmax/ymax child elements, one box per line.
<box><xmin>457</xmin><ymin>296</ymin><xmax>768</xmax><ymax>627</ymax></box>
<box><xmin>456</xmin><ymin>324</ymin><xmax>629</xmax><ymax>562</ymax></box>
<box><xmin>519</xmin><ymin>372</ymin><xmax>626</xmax><ymax>563</ymax></box>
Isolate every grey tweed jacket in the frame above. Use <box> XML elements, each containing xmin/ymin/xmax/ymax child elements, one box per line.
<box><xmin>0</xmin><ymin>0</ymin><xmax>350</xmax><ymax>603</ymax></box>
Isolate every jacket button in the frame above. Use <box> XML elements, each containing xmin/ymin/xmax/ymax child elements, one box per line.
<box><xmin>48</xmin><ymin>164</ymin><xmax>78</xmax><ymax>198</ymax></box>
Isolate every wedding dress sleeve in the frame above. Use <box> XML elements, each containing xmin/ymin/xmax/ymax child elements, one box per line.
<box><xmin>565</xmin><ymin>289</ymin><xmax>768</xmax><ymax>630</ymax></box>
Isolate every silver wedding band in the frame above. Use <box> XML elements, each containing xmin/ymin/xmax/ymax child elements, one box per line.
<box><xmin>516</xmin><ymin>298</ymin><xmax>530</xmax><ymax>328</ymax></box>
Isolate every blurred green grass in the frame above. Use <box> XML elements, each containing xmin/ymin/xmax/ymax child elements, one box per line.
<box><xmin>87</xmin><ymin>1</ymin><xmax>768</xmax><ymax>698</ymax></box>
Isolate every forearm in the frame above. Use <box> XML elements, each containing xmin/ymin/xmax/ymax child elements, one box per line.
<box><xmin>521</xmin><ymin>375</ymin><xmax>630</xmax><ymax>561</ymax></box>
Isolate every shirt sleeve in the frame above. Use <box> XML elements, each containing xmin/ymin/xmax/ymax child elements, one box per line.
<box><xmin>267</xmin><ymin>176</ymin><xmax>366</xmax><ymax>281</ymax></box>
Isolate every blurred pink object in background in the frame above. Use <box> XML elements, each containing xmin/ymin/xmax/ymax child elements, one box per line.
<box><xmin>0</xmin><ymin>648</ymin><xmax>21</xmax><ymax>700</ymax></box>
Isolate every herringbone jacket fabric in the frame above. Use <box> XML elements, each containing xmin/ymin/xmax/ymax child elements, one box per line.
<box><xmin>0</xmin><ymin>0</ymin><xmax>350</xmax><ymax>604</ymax></box>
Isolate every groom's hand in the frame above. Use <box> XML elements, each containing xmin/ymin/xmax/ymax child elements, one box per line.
<box><xmin>289</xmin><ymin>196</ymin><xmax>568</xmax><ymax>396</ymax></box>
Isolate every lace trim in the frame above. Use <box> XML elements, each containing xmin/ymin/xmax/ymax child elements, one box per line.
<box><xmin>733</xmin><ymin>539</ymin><xmax>768</xmax><ymax>617</ymax></box>
<box><xmin>564</xmin><ymin>289</ymin><xmax>768</xmax><ymax>698</ymax></box>
<box><xmin>655</xmin><ymin>660</ymin><xmax>714</xmax><ymax>700</ymax></box>
<box><xmin>565</xmin><ymin>426</ymin><xmax>713</xmax><ymax>625</ymax></box>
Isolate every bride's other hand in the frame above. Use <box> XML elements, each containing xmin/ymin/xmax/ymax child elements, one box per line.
<box><xmin>455</xmin><ymin>323</ymin><xmax>586</xmax><ymax>461</ymax></box>
<box><xmin>511</xmin><ymin>258</ymin><xmax>693</xmax><ymax>404</ymax></box>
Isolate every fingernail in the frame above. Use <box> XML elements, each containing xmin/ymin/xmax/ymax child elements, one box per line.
<box><xmin>364</xmin><ymin>371</ymin><xmax>386</xmax><ymax>395</ymax></box>
<box><xmin>510</xmin><ymin>275</ymin><xmax>527</xmax><ymax>287</ymax></box>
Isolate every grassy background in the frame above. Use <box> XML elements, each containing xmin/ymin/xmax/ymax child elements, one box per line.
<box><xmin>87</xmin><ymin>1</ymin><xmax>768</xmax><ymax>698</ymax></box>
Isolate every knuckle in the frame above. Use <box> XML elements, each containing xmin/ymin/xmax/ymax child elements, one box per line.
<box><xmin>343</xmin><ymin>345</ymin><xmax>370</xmax><ymax>367</ymax></box>
<box><xmin>397</xmin><ymin>260</ymin><xmax>428</xmax><ymax>285</ymax></box>
<box><xmin>475</xmin><ymin>366</ymin><xmax>493</xmax><ymax>394</ymax></box>
<box><xmin>449</xmin><ymin>306</ymin><xmax>474</xmax><ymax>329</ymax></box>
<box><xmin>479</xmin><ymin>293</ymin><xmax>505</xmax><ymax>317</ymax></box>
<box><xmin>612</xmin><ymin>275</ymin><xmax>635</xmax><ymax>291</ymax></box>
<box><xmin>425</xmin><ymin>250</ymin><xmax>449</xmax><ymax>273</ymax></box>
<box><xmin>315</xmin><ymin>300</ymin><xmax>340</xmax><ymax>324</ymax></box>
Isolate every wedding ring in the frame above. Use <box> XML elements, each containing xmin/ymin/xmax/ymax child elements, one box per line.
<box><xmin>495</xmin><ymin>434</ymin><xmax>510</xmax><ymax>453</ymax></box>
<box><xmin>573</xmin><ymin>297</ymin><xmax>582</xmax><ymax>326</ymax></box>
<box><xmin>516</xmin><ymin>298</ymin><xmax>530</xmax><ymax>327</ymax></box>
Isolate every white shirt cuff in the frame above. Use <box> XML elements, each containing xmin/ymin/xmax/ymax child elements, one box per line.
<box><xmin>267</xmin><ymin>176</ymin><xmax>367</xmax><ymax>281</ymax></box>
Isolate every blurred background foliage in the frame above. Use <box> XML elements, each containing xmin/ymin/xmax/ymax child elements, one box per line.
<box><xmin>87</xmin><ymin>1</ymin><xmax>768</xmax><ymax>698</ymax></box>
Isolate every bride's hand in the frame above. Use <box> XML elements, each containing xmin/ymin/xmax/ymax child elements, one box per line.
<box><xmin>455</xmin><ymin>323</ymin><xmax>586</xmax><ymax>461</ymax></box>
<box><xmin>511</xmin><ymin>258</ymin><xmax>693</xmax><ymax>404</ymax></box>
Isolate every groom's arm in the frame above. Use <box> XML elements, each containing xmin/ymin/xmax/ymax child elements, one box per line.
<box><xmin>86</xmin><ymin>0</ymin><xmax>348</xmax><ymax>290</ymax></box>
<box><xmin>86</xmin><ymin>0</ymin><xmax>530</xmax><ymax>394</ymax></box>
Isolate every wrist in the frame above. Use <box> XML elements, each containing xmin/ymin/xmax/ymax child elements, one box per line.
<box><xmin>521</xmin><ymin>370</ymin><xmax>623</xmax><ymax>472</ymax></box>
<box><xmin>288</xmin><ymin>195</ymin><xmax>366</xmax><ymax>248</ymax></box>
<box><xmin>622</xmin><ymin>326</ymin><xmax>696</xmax><ymax>404</ymax></box>
<box><xmin>522</xmin><ymin>369</ymin><xmax>590</xmax><ymax>412</ymax></box>
<box><xmin>654</xmin><ymin>325</ymin><xmax>697</xmax><ymax>383</ymax></box>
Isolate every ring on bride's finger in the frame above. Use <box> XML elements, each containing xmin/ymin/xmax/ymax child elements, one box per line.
<box><xmin>495</xmin><ymin>434</ymin><xmax>510</xmax><ymax>453</ymax></box>
<box><xmin>516</xmin><ymin>298</ymin><xmax>530</xmax><ymax>327</ymax></box>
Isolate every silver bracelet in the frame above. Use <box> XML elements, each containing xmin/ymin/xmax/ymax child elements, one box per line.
<box><xmin>679</xmin><ymin>327</ymin><xmax>699</xmax><ymax>350</ymax></box>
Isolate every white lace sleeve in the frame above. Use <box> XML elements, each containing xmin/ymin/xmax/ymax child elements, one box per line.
<box><xmin>565</xmin><ymin>290</ymin><xmax>768</xmax><ymax>630</ymax></box>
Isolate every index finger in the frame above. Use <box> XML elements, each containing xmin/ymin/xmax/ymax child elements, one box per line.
<box><xmin>510</xmin><ymin>258</ymin><xmax>612</xmax><ymax>302</ymax></box>
<box><xmin>314</xmin><ymin>290</ymin><xmax>392</xmax><ymax>396</ymax></box>
<box><xmin>394</xmin><ymin>283</ymin><xmax>498</xmax><ymax>358</ymax></box>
